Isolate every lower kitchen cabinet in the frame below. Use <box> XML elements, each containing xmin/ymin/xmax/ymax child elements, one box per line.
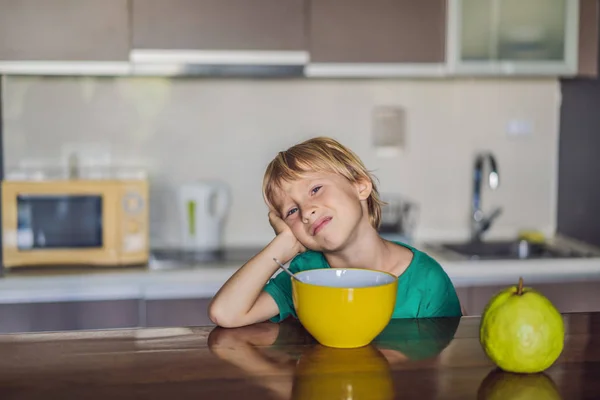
<box><xmin>1</xmin><ymin>281</ymin><xmax>598</xmax><ymax>334</ymax></box>
<box><xmin>145</xmin><ymin>298</ymin><xmax>214</xmax><ymax>328</ymax></box>
<box><xmin>455</xmin><ymin>287</ymin><xmax>470</xmax><ymax>316</ymax></box>
<box><xmin>0</xmin><ymin>300</ymin><xmax>141</xmax><ymax>334</ymax></box>
<box><xmin>0</xmin><ymin>298</ymin><xmax>215</xmax><ymax>334</ymax></box>
<box><xmin>464</xmin><ymin>281</ymin><xmax>600</xmax><ymax>316</ymax></box>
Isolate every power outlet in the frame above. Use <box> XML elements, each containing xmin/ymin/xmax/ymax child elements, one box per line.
<box><xmin>506</xmin><ymin>119</ymin><xmax>534</xmax><ymax>137</ymax></box>
<box><xmin>372</xmin><ymin>106</ymin><xmax>407</xmax><ymax>158</ymax></box>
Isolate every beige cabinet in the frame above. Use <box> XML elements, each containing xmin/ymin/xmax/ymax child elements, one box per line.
<box><xmin>130</xmin><ymin>0</ymin><xmax>308</xmax><ymax>72</ymax></box>
<box><xmin>0</xmin><ymin>0</ymin><xmax>130</xmax><ymax>75</ymax></box>
<box><xmin>306</xmin><ymin>0</ymin><xmax>447</xmax><ymax>77</ymax></box>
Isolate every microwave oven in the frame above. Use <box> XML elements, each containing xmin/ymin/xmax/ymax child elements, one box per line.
<box><xmin>1</xmin><ymin>178</ymin><xmax>149</xmax><ymax>268</ymax></box>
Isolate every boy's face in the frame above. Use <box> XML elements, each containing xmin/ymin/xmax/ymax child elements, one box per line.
<box><xmin>273</xmin><ymin>172</ymin><xmax>372</xmax><ymax>252</ymax></box>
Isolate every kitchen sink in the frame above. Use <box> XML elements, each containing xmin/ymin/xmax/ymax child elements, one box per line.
<box><xmin>429</xmin><ymin>240</ymin><xmax>596</xmax><ymax>261</ymax></box>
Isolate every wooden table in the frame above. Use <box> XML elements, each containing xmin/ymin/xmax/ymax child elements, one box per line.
<box><xmin>0</xmin><ymin>313</ymin><xmax>598</xmax><ymax>399</ymax></box>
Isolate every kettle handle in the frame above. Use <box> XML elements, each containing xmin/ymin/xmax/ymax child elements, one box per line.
<box><xmin>210</xmin><ymin>182</ymin><xmax>231</xmax><ymax>220</ymax></box>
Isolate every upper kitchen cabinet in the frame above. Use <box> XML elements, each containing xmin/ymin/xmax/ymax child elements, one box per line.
<box><xmin>130</xmin><ymin>0</ymin><xmax>308</xmax><ymax>76</ymax></box>
<box><xmin>0</xmin><ymin>0</ymin><xmax>130</xmax><ymax>75</ymax></box>
<box><xmin>576</xmin><ymin>0</ymin><xmax>599</xmax><ymax>77</ymax></box>
<box><xmin>447</xmin><ymin>0</ymin><xmax>580</xmax><ymax>76</ymax></box>
<box><xmin>306</xmin><ymin>0</ymin><xmax>447</xmax><ymax>77</ymax></box>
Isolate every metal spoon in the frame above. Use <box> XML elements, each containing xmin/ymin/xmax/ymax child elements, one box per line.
<box><xmin>273</xmin><ymin>258</ymin><xmax>302</xmax><ymax>282</ymax></box>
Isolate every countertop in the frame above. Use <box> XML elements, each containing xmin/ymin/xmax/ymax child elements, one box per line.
<box><xmin>1</xmin><ymin>240</ymin><xmax>600</xmax><ymax>303</ymax></box>
<box><xmin>0</xmin><ymin>313</ymin><xmax>598</xmax><ymax>399</ymax></box>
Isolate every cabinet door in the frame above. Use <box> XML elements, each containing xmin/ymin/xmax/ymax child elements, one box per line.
<box><xmin>307</xmin><ymin>0</ymin><xmax>446</xmax><ymax>77</ymax></box>
<box><xmin>454</xmin><ymin>287</ymin><xmax>471</xmax><ymax>316</ymax></box>
<box><xmin>469</xmin><ymin>285</ymin><xmax>504</xmax><ymax>316</ymax></box>
<box><xmin>534</xmin><ymin>282</ymin><xmax>600</xmax><ymax>313</ymax></box>
<box><xmin>145</xmin><ymin>298</ymin><xmax>214</xmax><ymax>328</ymax></box>
<box><xmin>448</xmin><ymin>0</ymin><xmax>579</xmax><ymax>75</ymax></box>
<box><xmin>469</xmin><ymin>281</ymin><xmax>600</xmax><ymax>316</ymax></box>
<box><xmin>132</xmin><ymin>0</ymin><xmax>306</xmax><ymax>52</ymax></box>
<box><xmin>0</xmin><ymin>300</ymin><xmax>140</xmax><ymax>334</ymax></box>
<box><xmin>309</xmin><ymin>0</ymin><xmax>446</xmax><ymax>63</ymax></box>
<box><xmin>576</xmin><ymin>0</ymin><xmax>599</xmax><ymax>77</ymax></box>
<box><xmin>0</xmin><ymin>0</ymin><xmax>130</xmax><ymax>62</ymax></box>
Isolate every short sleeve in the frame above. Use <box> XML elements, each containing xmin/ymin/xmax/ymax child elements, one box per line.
<box><xmin>263</xmin><ymin>269</ymin><xmax>296</xmax><ymax>322</ymax></box>
<box><xmin>419</xmin><ymin>264</ymin><xmax>463</xmax><ymax>318</ymax></box>
<box><xmin>263</xmin><ymin>251</ymin><xmax>329</xmax><ymax>323</ymax></box>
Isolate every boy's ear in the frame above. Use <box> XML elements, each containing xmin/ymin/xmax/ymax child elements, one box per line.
<box><xmin>356</xmin><ymin>178</ymin><xmax>373</xmax><ymax>201</ymax></box>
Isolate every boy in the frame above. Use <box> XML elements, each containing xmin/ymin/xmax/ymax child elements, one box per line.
<box><xmin>208</xmin><ymin>137</ymin><xmax>462</xmax><ymax>328</ymax></box>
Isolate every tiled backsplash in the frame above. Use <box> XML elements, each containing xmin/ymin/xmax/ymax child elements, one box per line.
<box><xmin>3</xmin><ymin>76</ymin><xmax>560</xmax><ymax>247</ymax></box>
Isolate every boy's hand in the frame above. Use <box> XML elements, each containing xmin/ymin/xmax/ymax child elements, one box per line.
<box><xmin>268</xmin><ymin>211</ymin><xmax>306</xmax><ymax>260</ymax></box>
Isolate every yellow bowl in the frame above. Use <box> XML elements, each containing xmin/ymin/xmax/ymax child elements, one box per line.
<box><xmin>292</xmin><ymin>268</ymin><xmax>398</xmax><ymax>349</ymax></box>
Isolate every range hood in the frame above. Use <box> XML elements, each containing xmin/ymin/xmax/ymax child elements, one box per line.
<box><xmin>0</xmin><ymin>50</ymin><xmax>309</xmax><ymax>77</ymax></box>
<box><xmin>0</xmin><ymin>61</ymin><xmax>131</xmax><ymax>76</ymax></box>
<box><xmin>129</xmin><ymin>49</ymin><xmax>309</xmax><ymax>77</ymax></box>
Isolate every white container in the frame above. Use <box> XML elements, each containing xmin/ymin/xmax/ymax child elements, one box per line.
<box><xmin>178</xmin><ymin>181</ymin><xmax>231</xmax><ymax>252</ymax></box>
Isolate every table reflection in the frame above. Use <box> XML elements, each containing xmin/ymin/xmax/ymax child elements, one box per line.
<box><xmin>477</xmin><ymin>369</ymin><xmax>562</xmax><ymax>400</ymax></box>
<box><xmin>208</xmin><ymin>317</ymin><xmax>461</xmax><ymax>399</ymax></box>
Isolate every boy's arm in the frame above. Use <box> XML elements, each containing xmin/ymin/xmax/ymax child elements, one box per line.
<box><xmin>208</xmin><ymin>230</ymin><xmax>302</xmax><ymax>328</ymax></box>
<box><xmin>208</xmin><ymin>324</ymin><xmax>294</xmax><ymax>400</ymax></box>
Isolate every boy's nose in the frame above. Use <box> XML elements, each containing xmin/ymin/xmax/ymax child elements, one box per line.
<box><xmin>302</xmin><ymin>210</ymin><xmax>316</xmax><ymax>223</ymax></box>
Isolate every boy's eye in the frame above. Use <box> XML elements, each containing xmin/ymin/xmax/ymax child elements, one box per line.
<box><xmin>286</xmin><ymin>207</ymin><xmax>298</xmax><ymax>218</ymax></box>
<box><xmin>311</xmin><ymin>186</ymin><xmax>322</xmax><ymax>195</ymax></box>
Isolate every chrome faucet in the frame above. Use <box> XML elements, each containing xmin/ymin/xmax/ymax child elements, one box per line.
<box><xmin>471</xmin><ymin>152</ymin><xmax>502</xmax><ymax>241</ymax></box>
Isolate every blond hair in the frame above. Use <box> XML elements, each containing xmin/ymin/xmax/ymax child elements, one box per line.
<box><xmin>262</xmin><ymin>137</ymin><xmax>384</xmax><ymax>229</ymax></box>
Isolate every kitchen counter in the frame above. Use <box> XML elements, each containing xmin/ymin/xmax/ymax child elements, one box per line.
<box><xmin>0</xmin><ymin>247</ymin><xmax>600</xmax><ymax>303</ymax></box>
<box><xmin>0</xmin><ymin>246</ymin><xmax>600</xmax><ymax>304</ymax></box>
<box><xmin>0</xmin><ymin>313</ymin><xmax>598</xmax><ymax>399</ymax></box>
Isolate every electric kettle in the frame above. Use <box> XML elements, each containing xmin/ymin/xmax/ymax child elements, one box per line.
<box><xmin>178</xmin><ymin>181</ymin><xmax>231</xmax><ymax>252</ymax></box>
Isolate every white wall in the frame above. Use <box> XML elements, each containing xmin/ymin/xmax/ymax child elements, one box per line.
<box><xmin>2</xmin><ymin>76</ymin><xmax>560</xmax><ymax>247</ymax></box>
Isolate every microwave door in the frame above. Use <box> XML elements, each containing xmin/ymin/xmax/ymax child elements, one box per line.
<box><xmin>17</xmin><ymin>195</ymin><xmax>103</xmax><ymax>250</ymax></box>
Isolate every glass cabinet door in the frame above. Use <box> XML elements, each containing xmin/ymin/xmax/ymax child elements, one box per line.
<box><xmin>448</xmin><ymin>0</ymin><xmax>579</xmax><ymax>75</ymax></box>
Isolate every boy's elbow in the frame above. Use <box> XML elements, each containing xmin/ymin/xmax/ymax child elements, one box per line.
<box><xmin>207</xmin><ymin>303</ymin><xmax>243</xmax><ymax>328</ymax></box>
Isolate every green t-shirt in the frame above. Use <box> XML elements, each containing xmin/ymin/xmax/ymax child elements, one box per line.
<box><xmin>263</xmin><ymin>241</ymin><xmax>462</xmax><ymax>322</ymax></box>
